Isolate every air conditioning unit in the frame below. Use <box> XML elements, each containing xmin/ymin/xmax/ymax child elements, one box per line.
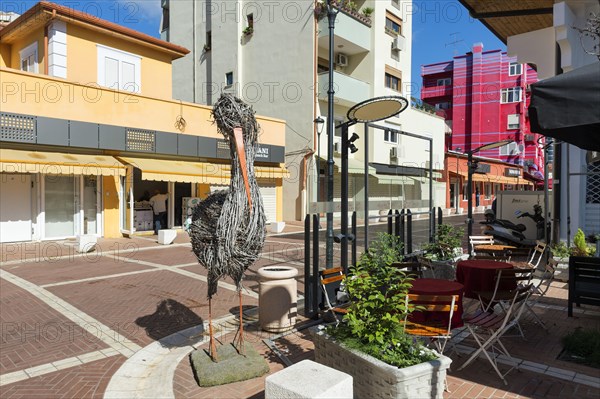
<box><xmin>334</xmin><ymin>141</ymin><xmax>341</xmax><ymax>153</ymax></box>
<box><xmin>390</xmin><ymin>146</ymin><xmax>398</xmax><ymax>158</ymax></box>
<box><xmin>391</xmin><ymin>35</ymin><xmax>405</xmax><ymax>51</ymax></box>
<box><xmin>336</xmin><ymin>53</ymin><xmax>348</xmax><ymax>67</ymax></box>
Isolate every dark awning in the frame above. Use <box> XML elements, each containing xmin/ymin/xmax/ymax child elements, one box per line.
<box><xmin>369</xmin><ymin>163</ymin><xmax>426</xmax><ymax>178</ymax></box>
<box><xmin>529</xmin><ymin>62</ymin><xmax>600</xmax><ymax>151</ymax></box>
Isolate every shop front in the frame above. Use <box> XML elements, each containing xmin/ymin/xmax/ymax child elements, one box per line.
<box><xmin>0</xmin><ymin>149</ymin><xmax>125</xmax><ymax>243</ymax></box>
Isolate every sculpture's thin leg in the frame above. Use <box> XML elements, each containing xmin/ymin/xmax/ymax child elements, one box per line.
<box><xmin>208</xmin><ymin>297</ymin><xmax>218</xmax><ymax>362</ymax></box>
<box><xmin>234</xmin><ymin>290</ymin><xmax>245</xmax><ymax>355</ymax></box>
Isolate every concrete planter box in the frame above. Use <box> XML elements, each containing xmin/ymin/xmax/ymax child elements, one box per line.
<box><xmin>311</xmin><ymin>329</ymin><xmax>451</xmax><ymax>399</ymax></box>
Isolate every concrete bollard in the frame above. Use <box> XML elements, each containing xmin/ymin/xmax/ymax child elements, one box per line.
<box><xmin>76</xmin><ymin>234</ymin><xmax>97</xmax><ymax>253</ymax></box>
<box><xmin>158</xmin><ymin>229</ymin><xmax>177</xmax><ymax>245</ymax></box>
<box><xmin>265</xmin><ymin>360</ymin><xmax>353</xmax><ymax>399</ymax></box>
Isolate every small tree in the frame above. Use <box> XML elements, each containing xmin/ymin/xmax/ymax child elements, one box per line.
<box><xmin>422</xmin><ymin>223</ymin><xmax>464</xmax><ymax>261</ymax></box>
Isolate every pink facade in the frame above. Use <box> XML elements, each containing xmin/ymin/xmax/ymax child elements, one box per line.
<box><xmin>421</xmin><ymin>43</ymin><xmax>545</xmax><ymax>179</ymax></box>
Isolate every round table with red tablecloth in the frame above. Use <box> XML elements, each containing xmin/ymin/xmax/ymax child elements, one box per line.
<box><xmin>408</xmin><ymin>278</ymin><xmax>464</xmax><ymax>329</ymax></box>
<box><xmin>456</xmin><ymin>259</ymin><xmax>515</xmax><ymax>299</ymax></box>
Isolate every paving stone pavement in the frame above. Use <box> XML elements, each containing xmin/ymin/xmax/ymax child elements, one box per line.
<box><xmin>1</xmin><ymin>225</ymin><xmax>599</xmax><ymax>399</ymax></box>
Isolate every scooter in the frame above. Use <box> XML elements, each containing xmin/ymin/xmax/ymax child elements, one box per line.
<box><xmin>480</xmin><ymin>210</ymin><xmax>537</xmax><ymax>247</ymax></box>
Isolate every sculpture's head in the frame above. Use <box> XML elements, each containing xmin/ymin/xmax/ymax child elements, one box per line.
<box><xmin>211</xmin><ymin>94</ymin><xmax>258</xmax><ymax>210</ymax></box>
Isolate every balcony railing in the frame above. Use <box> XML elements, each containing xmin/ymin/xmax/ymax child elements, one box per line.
<box><xmin>421</xmin><ymin>85</ymin><xmax>453</xmax><ymax>99</ymax></box>
<box><xmin>318</xmin><ymin>71</ymin><xmax>370</xmax><ymax>107</ymax></box>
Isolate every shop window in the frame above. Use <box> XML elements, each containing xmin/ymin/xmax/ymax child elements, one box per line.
<box><xmin>484</xmin><ymin>183</ymin><xmax>491</xmax><ymax>199</ymax></box>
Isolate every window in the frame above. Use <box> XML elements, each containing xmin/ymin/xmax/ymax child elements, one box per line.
<box><xmin>435</xmin><ymin>102</ymin><xmax>451</xmax><ymax>110</ymax></box>
<box><xmin>500</xmin><ymin>142</ymin><xmax>521</xmax><ymax>156</ymax></box>
<box><xmin>20</xmin><ymin>42</ymin><xmax>38</xmax><ymax>73</ymax></box>
<box><xmin>205</xmin><ymin>31</ymin><xmax>212</xmax><ymax>51</ymax></box>
<box><xmin>462</xmin><ymin>183</ymin><xmax>468</xmax><ymax>200</ymax></box>
<box><xmin>225</xmin><ymin>72</ymin><xmax>234</xmax><ymax>86</ymax></box>
<box><xmin>97</xmin><ymin>45</ymin><xmax>141</xmax><ymax>93</ymax></box>
<box><xmin>385</xmin><ymin>11</ymin><xmax>402</xmax><ymax>36</ymax></box>
<box><xmin>385</xmin><ymin>73</ymin><xmax>401</xmax><ymax>92</ymax></box>
<box><xmin>384</xmin><ymin>129</ymin><xmax>398</xmax><ymax>143</ymax></box>
<box><xmin>247</xmin><ymin>13</ymin><xmax>254</xmax><ymax>29</ymax></box>
<box><xmin>509</xmin><ymin>62</ymin><xmax>522</xmax><ymax>76</ymax></box>
<box><xmin>507</xmin><ymin>114</ymin><xmax>520</xmax><ymax>129</ymax></box>
<box><xmin>437</xmin><ymin>78</ymin><xmax>451</xmax><ymax>86</ymax></box>
<box><xmin>501</xmin><ymin>87</ymin><xmax>522</xmax><ymax>103</ymax></box>
<box><xmin>484</xmin><ymin>183</ymin><xmax>491</xmax><ymax>199</ymax></box>
<box><xmin>391</xmin><ymin>0</ymin><xmax>400</xmax><ymax>9</ymax></box>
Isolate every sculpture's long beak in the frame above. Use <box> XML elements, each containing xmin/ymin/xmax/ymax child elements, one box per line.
<box><xmin>233</xmin><ymin>127</ymin><xmax>252</xmax><ymax>210</ymax></box>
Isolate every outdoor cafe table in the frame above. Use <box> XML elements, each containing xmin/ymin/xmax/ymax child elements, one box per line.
<box><xmin>408</xmin><ymin>278</ymin><xmax>464</xmax><ymax>329</ymax></box>
<box><xmin>456</xmin><ymin>259</ymin><xmax>515</xmax><ymax>299</ymax></box>
<box><xmin>473</xmin><ymin>244</ymin><xmax>517</xmax><ymax>257</ymax></box>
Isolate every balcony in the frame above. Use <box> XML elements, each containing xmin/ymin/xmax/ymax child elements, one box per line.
<box><xmin>318</xmin><ymin>71</ymin><xmax>370</xmax><ymax>107</ymax></box>
<box><xmin>421</xmin><ymin>85</ymin><xmax>453</xmax><ymax>99</ymax></box>
<box><xmin>0</xmin><ymin>68</ymin><xmax>285</xmax><ymax>148</ymax></box>
<box><xmin>317</xmin><ymin>10</ymin><xmax>371</xmax><ymax>54</ymax></box>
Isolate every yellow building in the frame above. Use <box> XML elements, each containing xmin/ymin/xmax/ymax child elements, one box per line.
<box><xmin>0</xmin><ymin>2</ymin><xmax>287</xmax><ymax>243</ymax></box>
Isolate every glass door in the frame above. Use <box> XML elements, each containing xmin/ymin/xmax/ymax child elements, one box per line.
<box><xmin>44</xmin><ymin>175</ymin><xmax>76</xmax><ymax>239</ymax></box>
<box><xmin>120</xmin><ymin>166</ymin><xmax>134</xmax><ymax>234</ymax></box>
<box><xmin>83</xmin><ymin>176</ymin><xmax>99</xmax><ymax>234</ymax></box>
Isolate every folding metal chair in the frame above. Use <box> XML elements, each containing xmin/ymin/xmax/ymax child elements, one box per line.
<box><xmin>523</xmin><ymin>258</ymin><xmax>557</xmax><ymax>330</ymax></box>
<box><xmin>469</xmin><ymin>235</ymin><xmax>495</xmax><ymax>256</ymax></box>
<box><xmin>319</xmin><ymin>267</ymin><xmax>350</xmax><ymax>325</ymax></box>
<box><xmin>458</xmin><ymin>284</ymin><xmax>533</xmax><ymax>385</ymax></box>
<box><xmin>510</xmin><ymin>241</ymin><xmax>547</xmax><ymax>269</ymax></box>
<box><xmin>404</xmin><ymin>293</ymin><xmax>459</xmax><ymax>355</ymax></box>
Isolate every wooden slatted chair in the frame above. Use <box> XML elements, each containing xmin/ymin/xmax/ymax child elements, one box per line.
<box><xmin>319</xmin><ymin>267</ymin><xmax>350</xmax><ymax>325</ymax></box>
<box><xmin>404</xmin><ymin>294</ymin><xmax>459</xmax><ymax>355</ymax></box>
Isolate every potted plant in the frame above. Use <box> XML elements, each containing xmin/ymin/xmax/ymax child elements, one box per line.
<box><xmin>421</xmin><ymin>223</ymin><xmax>465</xmax><ymax>280</ymax></box>
<box><xmin>312</xmin><ymin>233</ymin><xmax>451</xmax><ymax>398</ymax></box>
<box><xmin>242</xmin><ymin>26</ymin><xmax>253</xmax><ymax>36</ymax></box>
<box><xmin>361</xmin><ymin>6</ymin><xmax>374</xmax><ymax>17</ymax></box>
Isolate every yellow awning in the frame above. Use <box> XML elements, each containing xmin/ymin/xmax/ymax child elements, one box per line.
<box><xmin>452</xmin><ymin>170</ymin><xmax>531</xmax><ymax>185</ymax></box>
<box><xmin>0</xmin><ymin>149</ymin><xmax>126</xmax><ymax>176</ymax></box>
<box><xmin>116</xmin><ymin>157</ymin><xmax>289</xmax><ymax>183</ymax></box>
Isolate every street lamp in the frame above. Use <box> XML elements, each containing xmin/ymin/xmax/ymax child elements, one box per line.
<box><xmin>467</xmin><ymin>139</ymin><xmax>514</xmax><ymax>254</ymax></box>
<box><xmin>336</xmin><ymin>96</ymin><xmax>409</xmax><ymax>273</ymax></box>
<box><xmin>455</xmin><ymin>147</ymin><xmax>462</xmax><ymax>213</ymax></box>
<box><xmin>314</xmin><ymin>116</ymin><xmax>325</xmax><ymax>205</ymax></box>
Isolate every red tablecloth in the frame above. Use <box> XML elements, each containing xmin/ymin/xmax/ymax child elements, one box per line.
<box><xmin>408</xmin><ymin>278</ymin><xmax>464</xmax><ymax>329</ymax></box>
<box><xmin>456</xmin><ymin>260</ymin><xmax>515</xmax><ymax>299</ymax></box>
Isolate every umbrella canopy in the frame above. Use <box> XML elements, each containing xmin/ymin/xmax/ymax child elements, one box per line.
<box><xmin>529</xmin><ymin>62</ymin><xmax>600</xmax><ymax>151</ymax></box>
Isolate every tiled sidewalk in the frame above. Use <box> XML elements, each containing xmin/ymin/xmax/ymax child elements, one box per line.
<box><xmin>1</xmin><ymin>228</ymin><xmax>599</xmax><ymax>399</ymax></box>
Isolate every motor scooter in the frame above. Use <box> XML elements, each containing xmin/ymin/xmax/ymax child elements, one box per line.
<box><xmin>480</xmin><ymin>209</ymin><xmax>537</xmax><ymax>247</ymax></box>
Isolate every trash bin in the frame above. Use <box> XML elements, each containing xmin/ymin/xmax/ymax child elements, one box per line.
<box><xmin>258</xmin><ymin>266</ymin><xmax>298</xmax><ymax>332</ymax></box>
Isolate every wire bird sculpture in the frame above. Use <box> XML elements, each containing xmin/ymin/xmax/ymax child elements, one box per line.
<box><xmin>188</xmin><ymin>94</ymin><xmax>266</xmax><ymax>361</ymax></box>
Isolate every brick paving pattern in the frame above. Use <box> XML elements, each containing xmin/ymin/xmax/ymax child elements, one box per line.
<box><xmin>1</xmin><ymin>356</ymin><xmax>126</xmax><ymax>399</ymax></box>
<box><xmin>0</xmin><ymin>279</ymin><xmax>108</xmax><ymax>375</ymax></box>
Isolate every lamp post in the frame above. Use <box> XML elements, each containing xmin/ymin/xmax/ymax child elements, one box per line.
<box><xmin>314</xmin><ymin>117</ymin><xmax>325</xmax><ymax>206</ymax></box>
<box><xmin>455</xmin><ymin>147</ymin><xmax>462</xmax><ymax>214</ymax></box>
<box><xmin>325</xmin><ymin>0</ymin><xmax>338</xmax><ymax>269</ymax></box>
<box><xmin>336</xmin><ymin>96</ymin><xmax>409</xmax><ymax>274</ymax></box>
<box><xmin>467</xmin><ymin>140</ymin><xmax>513</xmax><ymax>255</ymax></box>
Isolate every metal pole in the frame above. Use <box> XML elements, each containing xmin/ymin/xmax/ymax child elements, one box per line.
<box><xmin>455</xmin><ymin>148</ymin><xmax>461</xmax><ymax>213</ymax></box>
<box><xmin>317</xmin><ymin>133</ymin><xmax>320</xmax><ymax>205</ymax></box>
<box><xmin>429</xmin><ymin>138</ymin><xmax>433</xmax><ymax>242</ymax></box>
<box><xmin>543</xmin><ymin>144</ymin><xmax>549</xmax><ymax>244</ymax></box>
<box><xmin>325</xmin><ymin>0</ymin><xmax>337</xmax><ymax>269</ymax></box>
<box><xmin>467</xmin><ymin>151</ymin><xmax>474</xmax><ymax>255</ymax></box>
<box><xmin>364</xmin><ymin>123</ymin><xmax>369</xmax><ymax>251</ymax></box>
<box><xmin>566</xmin><ymin>143</ymin><xmax>571</xmax><ymax>247</ymax></box>
<box><xmin>341</xmin><ymin>123</ymin><xmax>349</xmax><ymax>274</ymax></box>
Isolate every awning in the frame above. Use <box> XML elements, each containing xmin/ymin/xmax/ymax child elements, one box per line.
<box><xmin>374</xmin><ymin>174</ymin><xmax>416</xmax><ymax>186</ymax></box>
<box><xmin>0</xmin><ymin>149</ymin><xmax>126</xmax><ymax>176</ymax></box>
<box><xmin>116</xmin><ymin>157</ymin><xmax>288</xmax><ymax>184</ymax></box>
<box><xmin>452</xmin><ymin>170</ymin><xmax>531</xmax><ymax>185</ymax></box>
<box><xmin>529</xmin><ymin>62</ymin><xmax>600</xmax><ymax>151</ymax></box>
<box><xmin>317</xmin><ymin>156</ymin><xmax>376</xmax><ymax>175</ymax></box>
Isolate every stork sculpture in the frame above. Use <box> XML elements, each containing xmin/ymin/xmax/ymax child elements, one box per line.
<box><xmin>188</xmin><ymin>94</ymin><xmax>266</xmax><ymax>361</ymax></box>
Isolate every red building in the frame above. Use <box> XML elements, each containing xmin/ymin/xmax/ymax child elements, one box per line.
<box><xmin>421</xmin><ymin>43</ymin><xmax>546</xmax><ymax>211</ymax></box>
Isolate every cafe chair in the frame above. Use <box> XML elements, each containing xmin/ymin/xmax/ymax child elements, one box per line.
<box><xmin>523</xmin><ymin>258</ymin><xmax>557</xmax><ymax>330</ymax></box>
<box><xmin>458</xmin><ymin>284</ymin><xmax>533</xmax><ymax>385</ymax></box>
<box><xmin>469</xmin><ymin>235</ymin><xmax>495</xmax><ymax>256</ymax></box>
<box><xmin>319</xmin><ymin>267</ymin><xmax>350</xmax><ymax>325</ymax></box>
<box><xmin>509</xmin><ymin>241</ymin><xmax>547</xmax><ymax>269</ymax></box>
<box><xmin>403</xmin><ymin>293</ymin><xmax>459</xmax><ymax>355</ymax></box>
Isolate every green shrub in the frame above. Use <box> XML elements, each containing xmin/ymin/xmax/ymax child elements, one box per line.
<box><xmin>422</xmin><ymin>223</ymin><xmax>464</xmax><ymax>261</ymax></box>
<box><xmin>562</xmin><ymin>328</ymin><xmax>600</xmax><ymax>368</ymax></box>
<box><xmin>551</xmin><ymin>241</ymin><xmax>570</xmax><ymax>258</ymax></box>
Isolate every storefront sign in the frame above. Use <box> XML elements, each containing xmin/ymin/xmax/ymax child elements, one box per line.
<box><xmin>506</xmin><ymin>168</ymin><xmax>521</xmax><ymax>177</ymax></box>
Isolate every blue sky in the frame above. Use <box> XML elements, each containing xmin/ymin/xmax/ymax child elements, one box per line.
<box><xmin>2</xmin><ymin>0</ymin><xmax>505</xmax><ymax>97</ymax></box>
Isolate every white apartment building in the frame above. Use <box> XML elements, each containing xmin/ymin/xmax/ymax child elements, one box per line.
<box><xmin>161</xmin><ymin>0</ymin><xmax>446</xmax><ymax>222</ymax></box>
